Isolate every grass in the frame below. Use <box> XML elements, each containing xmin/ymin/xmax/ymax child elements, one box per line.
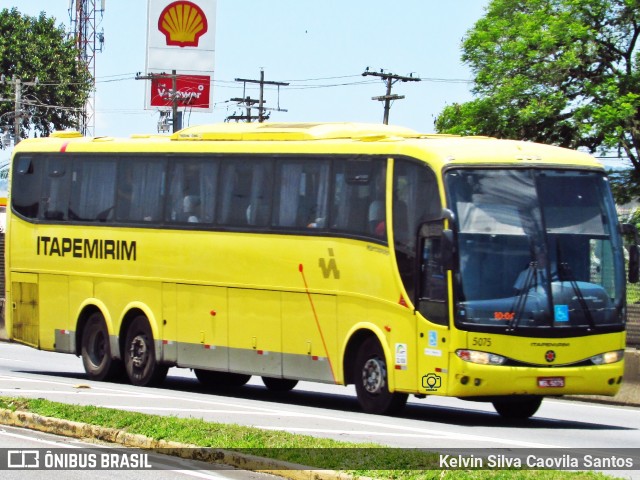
<box><xmin>0</xmin><ymin>396</ymin><xmax>623</xmax><ymax>480</ymax></box>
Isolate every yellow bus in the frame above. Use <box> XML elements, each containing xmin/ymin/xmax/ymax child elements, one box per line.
<box><xmin>6</xmin><ymin>122</ymin><xmax>638</xmax><ymax>419</ymax></box>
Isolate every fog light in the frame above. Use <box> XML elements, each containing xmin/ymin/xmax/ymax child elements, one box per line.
<box><xmin>460</xmin><ymin>376</ymin><xmax>469</xmax><ymax>385</ymax></box>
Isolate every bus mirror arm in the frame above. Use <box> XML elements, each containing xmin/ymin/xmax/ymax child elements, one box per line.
<box><xmin>441</xmin><ymin>208</ymin><xmax>456</xmax><ymax>226</ymax></box>
<box><xmin>622</xmin><ymin>223</ymin><xmax>640</xmax><ymax>283</ymax></box>
<box><xmin>441</xmin><ymin>229</ymin><xmax>456</xmax><ymax>272</ymax></box>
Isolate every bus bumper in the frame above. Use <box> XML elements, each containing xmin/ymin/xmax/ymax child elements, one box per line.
<box><xmin>444</xmin><ymin>357</ymin><xmax>624</xmax><ymax>398</ymax></box>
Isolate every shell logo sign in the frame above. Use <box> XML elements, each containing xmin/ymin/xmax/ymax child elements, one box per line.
<box><xmin>146</xmin><ymin>0</ymin><xmax>216</xmax><ymax>112</ymax></box>
<box><xmin>158</xmin><ymin>1</ymin><xmax>208</xmax><ymax>48</ymax></box>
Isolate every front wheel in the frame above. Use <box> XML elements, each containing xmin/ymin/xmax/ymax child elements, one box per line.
<box><xmin>492</xmin><ymin>396</ymin><xmax>542</xmax><ymax>419</ymax></box>
<box><xmin>81</xmin><ymin>312</ymin><xmax>124</xmax><ymax>381</ymax></box>
<box><xmin>124</xmin><ymin>316</ymin><xmax>168</xmax><ymax>386</ymax></box>
<box><xmin>353</xmin><ymin>336</ymin><xmax>408</xmax><ymax>415</ymax></box>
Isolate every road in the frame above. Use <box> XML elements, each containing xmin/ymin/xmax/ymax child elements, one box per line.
<box><xmin>0</xmin><ymin>340</ymin><xmax>639</xmax><ymax>474</ymax></box>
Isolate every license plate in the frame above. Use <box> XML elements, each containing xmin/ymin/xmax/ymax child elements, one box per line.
<box><xmin>538</xmin><ymin>376</ymin><xmax>565</xmax><ymax>388</ymax></box>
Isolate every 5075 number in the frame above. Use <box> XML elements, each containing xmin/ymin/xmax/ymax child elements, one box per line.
<box><xmin>472</xmin><ymin>337</ymin><xmax>492</xmax><ymax>347</ymax></box>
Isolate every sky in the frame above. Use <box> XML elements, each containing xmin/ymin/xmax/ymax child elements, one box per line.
<box><xmin>2</xmin><ymin>1</ymin><xmax>489</xmax><ymax>139</ymax></box>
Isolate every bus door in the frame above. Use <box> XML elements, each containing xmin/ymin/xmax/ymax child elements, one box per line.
<box><xmin>416</xmin><ymin>221</ymin><xmax>451</xmax><ymax>395</ymax></box>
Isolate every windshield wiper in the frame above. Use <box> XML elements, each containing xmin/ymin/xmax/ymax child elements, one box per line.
<box><xmin>509</xmin><ymin>261</ymin><xmax>538</xmax><ymax>332</ymax></box>
<box><xmin>558</xmin><ymin>261</ymin><xmax>595</xmax><ymax>330</ymax></box>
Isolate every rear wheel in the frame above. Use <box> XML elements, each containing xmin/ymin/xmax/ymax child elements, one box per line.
<box><xmin>194</xmin><ymin>369</ymin><xmax>251</xmax><ymax>388</ymax></box>
<box><xmin>80</xmin><ymin>312</ymin><xmax>123</xmax><ymax>381</ymax></box>
<box><xmin>353</xmin><ymin>336</ymin><xmax>408</xmax><ymax>415</ymax></box>
<box><xmin>492</xmin><ymin>396</ymin><xmax>542</xmax><ymax>419</ymax></box>
<box><xmin>123</xmin><ymin>316</ymin><xmax>168</xmax><ymax>386</ymax></box>
<box><xmin>262</xmin><ymin>377</ymin><xmax>298</xmax><ymax>392</ymax></box>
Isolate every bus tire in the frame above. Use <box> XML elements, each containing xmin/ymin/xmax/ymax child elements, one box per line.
<box><xmin>262</xmin><ymin>377</ymin><xmax>298</xmax><ymax>392</ymax></box>
<box><xmin>353</xmin><ymin>336</ymin><xmax>408</xmax><ymax>415</ymax></box>
<box><xmin>194</xmin><ymin>369</ymin><xmax>251</xmax><ymax>388</ymax></box>
<box><xmin>124</xmin><ymin>316</ymin><xmax>168</xmax><ymax>387</ymax></box>
<box><xmin>80</xmin><ymin>312</ymin><xmax>124</xmax><ymax>381</ymax></box>
<box><xmin>492</xmin><ymin>396</ymin><xmax>542</xmax><ymax>419</ymax></box>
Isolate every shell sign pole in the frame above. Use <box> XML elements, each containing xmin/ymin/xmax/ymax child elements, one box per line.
<box><xmin>145</xmin><ymin>0</ymin><xmax>216</xmax><ymax>112</ymax></box>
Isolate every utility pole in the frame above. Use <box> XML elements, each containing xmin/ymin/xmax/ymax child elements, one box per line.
<box><xmin>135</xmin><ymin>71</ymin><xmax>182</xmax><ymax>132</ymax></box>
<box><xmin>226</xmin><ymin>96</ymin><xmax>261</xmax><ymax>123</ymax></box>
<box><xmin>231</xmin><ymin>69</ymin><xmax>289</xmax><ymax>123</ymax></box>
<box><xmin>362</xmin><ymin>68</ymin><xmax>421</xmax><ymax>124</ymax></box>
<box><xmin>0</xmin><ymin>75</ymin><xmax>39</xmax><ymax>145</ymax></box>
<box><xmin>13</xmin><ymin>77</ymin><xmax>21</xmax><ymax>144</ymax></box>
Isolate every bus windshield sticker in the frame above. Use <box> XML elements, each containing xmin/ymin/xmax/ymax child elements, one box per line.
<box><xmin>554</xmin><ymin>305</ymin><xmax>569</xmax><ymax>322</ymax></box>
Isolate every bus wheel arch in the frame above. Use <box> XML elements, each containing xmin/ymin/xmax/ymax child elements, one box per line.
<box><xmin>77</xmin><ymin>306</ymin><xmax>124</xmax><ymax>381</ymax></box>
<box><xmin>344</xmin><ymin>329</ymin><xmax>408</xmax><ymax>415</ymax></box>
<box><xmin>120</xmin><ymin>310</ymin><xmax>168</xmax><ymax>387</ymax></box>
<box><xmin>343</xmin><ymin>329</ymin><xmax>377</xmax><ymax>385</ymax></box>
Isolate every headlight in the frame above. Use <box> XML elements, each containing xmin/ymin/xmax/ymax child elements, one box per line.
<box><xmin>456</xmin><ymin>349</ymin><xmax>506</xmax><ymax>365</ymax></box>
<box><xmin>590</xmin><ymin>350</ymin><xmax>624</xmax><ymax>365</ymax></box>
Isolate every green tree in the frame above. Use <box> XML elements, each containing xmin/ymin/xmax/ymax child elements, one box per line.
<box><xmin>0</xmin><ymin>8</ymin><xmax>92</xmax><ymax>142</ymax></box>
<box><xmin>435</xmin><ymin>0</ymin><xmax>640</xmax><ymax>202</ymax></box>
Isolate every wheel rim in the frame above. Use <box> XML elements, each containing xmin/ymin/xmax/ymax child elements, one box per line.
<box><xmin>362</xmin><ymin>357</ymin><xmax>386</xmax><ymax>394</ymax></box>
<box><xmin>88</xmin><ymin>330</ymin><xmax>107</xmax><ymax>367</ymax></box>
<box><xmin>129</xmin><ymin>334</ymin><xmax>149</xmax><ymax>368</ymax></box>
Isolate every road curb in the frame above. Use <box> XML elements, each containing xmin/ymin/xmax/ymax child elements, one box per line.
<box><xmin>0</xmin><ymin>408</ymin><xmax>361</xmax><ymax>480</ymax></box>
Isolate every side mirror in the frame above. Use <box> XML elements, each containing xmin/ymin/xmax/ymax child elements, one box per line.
<box><xmin>418</xmin><ymin>222</ymin><xmax>456</xmax><ymax>272</ymax></box>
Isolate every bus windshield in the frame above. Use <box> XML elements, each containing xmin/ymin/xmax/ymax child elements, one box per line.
<box><xmin>445</xmin><ymin>168</ymin><xmax>626</xmax><ymax>335</ymax></box>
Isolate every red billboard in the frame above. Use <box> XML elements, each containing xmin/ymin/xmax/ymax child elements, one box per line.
<box><xmin>149</xmin><ymin>74</ymin><xmax>211</xmax><ymax>109</ymax></box>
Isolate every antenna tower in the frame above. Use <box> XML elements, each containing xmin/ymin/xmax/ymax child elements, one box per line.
<box><xmin>69</xmin><ymin>0</ymin><xmax>105</xmax><ymax>136</ymax></box>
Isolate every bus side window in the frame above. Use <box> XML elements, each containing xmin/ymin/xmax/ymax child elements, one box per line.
<box><xmin>393</xmin><ymin>159</ymin><xmax>441</xmax><ymax>301</ymax></box>
<box><xmin>275</xmin><ymin>160</ymin><xmax>329</xmax><ymax>229</ymax></box>
<box><xmin>219</xmin><ymin>160</ymin><xmax>273</xmax><ymax>228</ymax></box>
<box><xmin>418</xmin><ymin>226</ymin><xmax>448</xmax><ymax>325</ymax></box>
<box><xmin>331</xmin><ymin>158</ymin><xmax>386</xmax><ymax>239</ymax></box>
<box><xmin>116</xmin><ymin>159</ymin><xmax>165</xmax><ymax>223</ymax></box>
<box><xmin>42</xmin><ymin>158</ymin><xmax>71</xmax><ymax>221</ymax></box>
<box><xmin>166</xmin><ymin>159</ymin><xmax>218</xmax><ymax>224</ymax></box>
<box><xmin>12</xmin><ymin>156</ymin><xmax>43</xmax><ymax>219</ymax></box>
<box><xmin>69</xmin><ymin>158</ymin><xmax>117</xmax><ymax>222</ymax></box>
